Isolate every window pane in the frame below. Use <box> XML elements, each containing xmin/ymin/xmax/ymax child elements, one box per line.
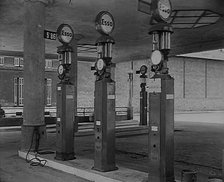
<box><xmin>46</xmin><ymin>79</ymin><xmax>52</xmax><ymax>105</ymax></box>
<box><xmin>14</xmin><ymin>78</ymin><xmax>18</xmax><ymax>106</ymax></box>
<box><xmin>14</xmin><ymin>58</ymin><xmax>20</xmax><ymax>66</ymax></box>
<box><xmin>19</xmin><ymin>78</ymin><xmax>24</xmax><ymax>106</ymax></box>
<box><xmin>45</xmin><ymin>59</ymin><xmax>53</xmax><ymax>68</ymax></box>
<box><xmin>0</xmin><ymin>57</ymin><xmax>4</xmax><ymax>65</ymax></box>
<box><xmin>20</xmin><ymin>58</ymin><xmax>24</xmax><ymax>67</ymax></box>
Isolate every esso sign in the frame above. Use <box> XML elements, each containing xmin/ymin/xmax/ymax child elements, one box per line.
<box><xmin>95</xmin><ymin>11</ymin><xmax>115</xmax><ymax>35</ymax></box>
<box><xmin>152</xmin><ymin>0</ymin><xmax>172</xmax><ymax>22</ymax></box>
<box><xmin>57</xmin><ymin>24</ymin><xmax>74</xmax><ymax>44</ymax></box>
<box><xmin>158</xmin><ymin>1</ymin><xmax>171</xmax><ymax>20</ymax></box>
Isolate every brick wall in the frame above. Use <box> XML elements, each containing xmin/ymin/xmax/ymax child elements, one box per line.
<box><xmin>1</xmin><ymin>56</ymin><xmax>224</xmax><ymax>111</ymax></box>
<box><xmin>113</xmin><ymin>57</ymin><xmax>224</xmax><ymax>112</ymax></box>
<box><xmin>76</xmin><ymin>57</ymin><xmax>224</xmax><ymax>112</ymax></box>
<box><xmin>168</xmin><ymin>57</ymin><xmax>224</xmax><ymax>111</ymax></box>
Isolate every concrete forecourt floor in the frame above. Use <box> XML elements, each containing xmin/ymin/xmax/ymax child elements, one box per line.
<box><xmin>1</xmin><ymin>111</ymin><xmax>224</xmax><ymax>182</ymax></box>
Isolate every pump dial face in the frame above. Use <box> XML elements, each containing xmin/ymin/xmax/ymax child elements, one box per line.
<box><xmin>140</xmin><ymin>65</ymin><xmax>148</xmax><ymax>75</ymax></box>
<box><xmin>58</xmin><ymin>64</ymin><xmax>65</xmax><ymax>75</ymax></box>
<box><xmin>151</xmin><ymin>50</ymin><xmax>162</xmax><ymax>65</ymax></box>
<box><xmin>96</xmin><ymin>59</ymin><xmax>105</xmax><ymax>71</ymax></box>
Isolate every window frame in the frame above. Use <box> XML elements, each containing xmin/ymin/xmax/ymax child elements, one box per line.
<box><xmin>0</xmin><ymin>57</ymin><xmax>4</xmax><ymax>65</ymax></box>
<box><xmin>45</xmin><ymin>59</ymin><xmax>53</xmax><ymax>69</ymax></box>
<box><xmin>14</xmin><ymin>77</ymin><xmax>24</xmax><ymax>106</ymax></box>
<box><xmin>46</xmin><ymin>78</ymin><xmax>52</xmax><ymax>106</ymax></box>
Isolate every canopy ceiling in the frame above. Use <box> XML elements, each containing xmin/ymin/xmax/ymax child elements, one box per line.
<box><xmin>0</xmin><ymin>0</ymin><xmax>224</xmax><ymax>62</ymax></box>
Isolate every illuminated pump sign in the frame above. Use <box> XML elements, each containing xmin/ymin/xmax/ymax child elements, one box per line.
<box><xmin>152</xmin><ymin>0</ymin><xmax>172</xmax><ymax>22</ymax></box>
<box><xmin>57</xmin><ymin>24</ymin><xmax>74</xmax><ymax>44</ymax></box>
<box><xmin>95</xmin><ymin>11</ymin><xmax>115</xmax><ymax>35</ymax></box>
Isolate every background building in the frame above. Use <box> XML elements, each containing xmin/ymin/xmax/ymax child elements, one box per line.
<box><xmin>0</xmin><ymin>52</ymin><xmax>224</xmax><ymax>112</ymax></box>
<box><xmin>0</xmin><ymin>55</ymin><xmax>58</xmax><ymax>107</ymax></box>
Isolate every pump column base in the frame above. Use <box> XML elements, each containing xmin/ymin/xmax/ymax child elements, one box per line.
<box><xmin>140</xmin><ymin>90</ymin><xmax>147</xmax><ymax>126</ymax></box>
<box><xmin>93</xmin><ymin>79</ymin><xmax>117</xmax><ymax>172</ymax></box>
<box><xmin>21</xmin><ymin>124</ymin><xmax>47</xmax><ymax>151</ymax></box>
<box><xmin>55</xmin><ymin>152</ymin><xmax>75</xmax><ymax>161</ymax></box>
<box><xmin>92</xmin><ymin>167</ymin><xmax>118</xmax><ymax>172</ymax></box>
<box><xmin>92</xmin><ymin>166</ymin><xmax>118</xmax><ymax>172</ymax></box>
<box><xmin>127</xmin><ymin>106</ymin><xmax>133</xmax><ymax>120</ymax></box>
<box><xmin>148</xmin><ymin>74</ymin><xmax>174</xmax><ymax>182</ymax></box>
<box><xmin>55</xmin><ymin>83</ymin><xmax>75</xmax><ymax>161</ymax></box>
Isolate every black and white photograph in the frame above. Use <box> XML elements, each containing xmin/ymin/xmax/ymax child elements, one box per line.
<box><xmin>0</xmin><ymin>0</ymin><xmax>224</xmax><ymax>181</ymax></box>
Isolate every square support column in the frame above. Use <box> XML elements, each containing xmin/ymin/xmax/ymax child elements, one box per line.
<box><xmin>93</xmin><ymin>77</ymin><xmax>117</xmax><ymax>172</ymax></box>
<box><xmin>148</xmin><ymin>74</ymin><xmax>174</xmax><ymax>182</ymax></box>
<box><xmin>22</xmin><ymin>0</ymin><xmax>51</xmax><ymax>151</ymax></box>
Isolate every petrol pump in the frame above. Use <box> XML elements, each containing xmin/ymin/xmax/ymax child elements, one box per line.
<box><xmin>127</xmin><ymin>71</ymin><xmax>134</xmax><ymax>120</ymax></box>
<box><xmin>55</xmin><ymin>24</ymin><xmax>75</xmax><ymax>161</ymax></box>
<box><xmin>93</xmin><ymin>11</ymin><xmax>117</xmax><ymax>172</ymax></box>
<box><xmin>147</xmin><ymin>0</ymin><xmax>175</xmax><ymax>181</ymax></box>
<box><xmin>136</xmin><ymin>65</ymin><xmax>148</xmax><ymax>125</ymax></box>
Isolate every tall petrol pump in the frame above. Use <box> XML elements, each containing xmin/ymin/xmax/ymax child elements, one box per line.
<box><xmin>55</xmin><ymin>24</ymin><xmax>75</xmax><ymax>161</ymax></box>
<box><xmin>93</xmin><ymin>11</ymin><xmax>117</xmax><ymax>172</ymax></box>
<box><xmin>147</xmin><ymin>0</ymin><xmax>175</xmax><ymax>181</ymax></box>
<box><xmin>136</xmin><ymin>65</ymin><xmax>148</xmax><ymax>125</ymax></box>
<box><xmin>127</xmin><ymin>71</ymin><xmax>134</xmax><ymax>120</ymax></box>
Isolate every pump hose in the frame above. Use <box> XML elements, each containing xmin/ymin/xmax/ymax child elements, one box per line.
<box><xmin>25</xmin><ymin>127</ymin><xmax>47</xmax><ymax>167</ymax></box>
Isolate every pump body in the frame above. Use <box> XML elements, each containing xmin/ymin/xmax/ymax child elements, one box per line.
<box><xmin>93</xmin><ymin>77</ymin><xmax>116</xmax><ymax>171</ymax></box>
<box><xmin>93</xmin><ymin>34</ymin><xmax>117</xmax><ymax>172</ymax></box>
<box><xmin>55</xmin><ymin>43</ymin><xmax>75</xmax><ymax>161</ymax></box>
<box><xmin>148</xmin><ymin>74</ymin><xmax>174</xmax><ymax>182</ymax></box>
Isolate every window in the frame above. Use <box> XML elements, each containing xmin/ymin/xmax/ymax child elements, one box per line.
<box><xmin>14</xmin><ymin>77</ymin><xmax>24</xmax><ymax>106</ymax></box>
<box><xmin>45</xmin><ymin>59</ymin><xmax>53</xmax><ymax>69</ymax></box>
<box><xmin>0</xmin><ymin>57</ymin><xmax>4</xmax><ymax>65</ymax></box>
<box><xmin>14</xmin><ymin>78</ymin><xmax>18</xmax><ymax>105</ymax></box>
<box><xmin>14</xmin><ymin>77</ymin><xmax>52</xmax><ymax>106</ymax></box>
<box><xmin>14</xmin><ymin>57</ymin><xmax>23</xmax><ymax>67</ymax></box>
<box><xmin>45</xmin><ymin>78</ymin><xmax>52</xmax><ymax>106</ymax></box>
<box><xmin>14</xmin><ymin>58</ymin><xmax>20</xmax><ymax>66</ymax></box>
<box><xmin>20</xmin><ymin>58</ymin><xmax>24</xmax><ymax>67</ymax></box>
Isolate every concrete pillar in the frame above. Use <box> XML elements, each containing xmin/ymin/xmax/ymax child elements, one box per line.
<box><xmin>21</xmin><ymin>0</ymin><xmax>52</xmax><ymax>150</ymax></box>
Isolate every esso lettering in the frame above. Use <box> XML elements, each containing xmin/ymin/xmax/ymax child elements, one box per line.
<box><xmin>61</xmin><ymin>30</ymin><xmax>72</xmax><ymax>37</ymax></box>
<box><xmin>162</xmin><ymin>8</ymin><xmax>170</xmax><ymax>14</ymax></box>
<box><xmin>159</xmin><ymin>3</ymin><xmax>170</xmax><ymax>14</ymax></box>
<box><xmin>101</xmin><ymin>19</ymin><xmax>113</xmax><ymax>27</ymax></box>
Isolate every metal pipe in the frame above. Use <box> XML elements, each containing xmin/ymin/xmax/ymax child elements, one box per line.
<box><xmin>152</xmin><ymin>32</ymin><xmax>160</xmax><ymax>51</ymax></box>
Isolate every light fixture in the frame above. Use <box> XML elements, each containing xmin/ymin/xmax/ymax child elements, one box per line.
<box><xmin>168</xmin><ymin>9</ymin><xmax>222</xmax><ymax>29</ymax></box>
<box><xmin>137</xmin><ymin>0</ymin><xmax>222</xmax><ymax>29</ymax></box>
